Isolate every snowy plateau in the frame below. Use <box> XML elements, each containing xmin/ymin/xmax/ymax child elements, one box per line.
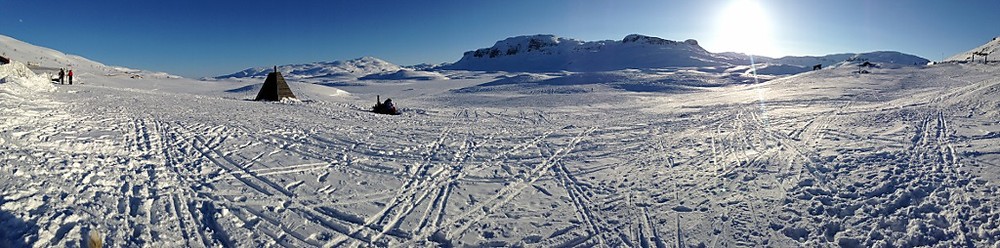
<box><xmin>1</xmin><ymin>33</ymin><xmax>1000</xmax><ymax>248</ymax></box>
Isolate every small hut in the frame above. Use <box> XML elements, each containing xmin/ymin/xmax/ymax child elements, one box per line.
<box><xmin>255</xmin><ymin>66</ymin><xmax>296</xmax><ymax>101</ymax></box>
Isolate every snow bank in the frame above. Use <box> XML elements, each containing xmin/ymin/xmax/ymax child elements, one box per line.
<box><xmin>0</xmin><ymin>62</ymin><xmax>56</xmax><ymax>95</ymax></box>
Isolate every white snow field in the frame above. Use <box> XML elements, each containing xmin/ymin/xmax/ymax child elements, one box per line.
<box><xmin>3</xmin><ymin>34</ymin><xmax>1000</xmax><ymax>248</ymax></box>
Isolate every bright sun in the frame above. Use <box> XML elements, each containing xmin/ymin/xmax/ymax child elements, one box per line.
<box><xmin>714</xmin><ymin>0</ymin><xmax>777</xmax><ymax>56</ymax></box>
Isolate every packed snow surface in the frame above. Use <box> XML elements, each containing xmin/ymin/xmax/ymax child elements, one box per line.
<box><xmin>2</xmin><ymin>35</ymin><xmax>1000</xmax><ymax>248</ymax></box>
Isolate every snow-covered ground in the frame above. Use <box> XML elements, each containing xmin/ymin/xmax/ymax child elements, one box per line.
<box><xmin>3</xmin><ymin>34</ymin><xmax>1000</xmax><ymax>247</ymax></box>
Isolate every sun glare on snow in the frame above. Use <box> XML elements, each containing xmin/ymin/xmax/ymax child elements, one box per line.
<box><xmin>713</xmin><ymin>0</ymin><xmax>777</xmax><ymax>56</ymax></box>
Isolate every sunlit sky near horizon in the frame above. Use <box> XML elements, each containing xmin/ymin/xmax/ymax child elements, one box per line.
<box><xmin>1</xmin><ymin>0</ymin><xmax>998</xmax><ymax>78</ymax></box>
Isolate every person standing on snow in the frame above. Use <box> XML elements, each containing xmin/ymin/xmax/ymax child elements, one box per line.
<box><xmin>58</xmin><ymin>69</ymin><xmax>65</xmax><ymax>84</ymax></box>
<box><xmin>68</xmin><ymin>69</ymin><xmax>74</xmax><ymax>85</ymax></box>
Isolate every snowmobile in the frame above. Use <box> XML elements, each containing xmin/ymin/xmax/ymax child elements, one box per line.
<box><xmin>372</xmin><ymin>95</ymin><xmax>401</xmax><ymax>115</ymax></box>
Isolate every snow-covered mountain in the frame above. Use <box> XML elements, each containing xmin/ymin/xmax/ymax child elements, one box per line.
<box><xmin>444</xmin><ymin>34</ymin><xmax>930</xmax><ymax>72</ymax></box>
<box><xmin>946</xmin><ymin>36</ymin><xmax>1000</xmax><ymax>62</ymax></box>
<box><xmin>0</xmin><ymin>34</ymin><xmax>180</xmax><ymax>79</ymax></box>
<box><xmin>216</xmin><ymin>56</ymin><xmax>402</xmax><ymax>79</ymax></box>
<box><xmin>443</xmin><ymin>34</ymin><xmax>736</xmax><ymax>72</ymax></box>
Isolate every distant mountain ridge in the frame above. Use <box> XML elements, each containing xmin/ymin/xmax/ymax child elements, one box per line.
<box><xmin>442</xmin><ymin>34</ymin><xmax>731</xmax><ymax>72</ymax></box>
<box><xmin>214</xmin><ymin>34</ymin><xmax>932</xmax><ymax>79</ymax></box>
<box><xmin>443</xmin><ymin>34</ymin><xmax>930</xmax><ymax>72</ymax></box>
<box><xmin>216</xmin><ymin>56</ymin><xmax>402</xmax><ymax>79</ymax></box>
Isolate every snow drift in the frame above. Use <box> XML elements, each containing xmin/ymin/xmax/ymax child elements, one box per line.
<box><xmin>0</xmin><ymin>61</ymin><xmax>55</xmax><ymax>95</ymax></box>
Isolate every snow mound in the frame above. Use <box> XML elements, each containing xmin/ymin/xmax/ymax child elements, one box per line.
<box><xmin>217</xmin><ymin>57</ymin><xmax>402</xmax><ymax>79</ymax></box>
<box><xmin>946</xmin><ymin>36</ymin><xmax>1000</xmax><ymax>62</ymax></box>
<box><xmin>0</xmin><ymin>61</ymin><xmax>56</xmax><ymax>94</ymax></box>
<box><xmin>359</xmin><ymin>69</ymin><xmax>448</xmax><ymax>81</ymax></box>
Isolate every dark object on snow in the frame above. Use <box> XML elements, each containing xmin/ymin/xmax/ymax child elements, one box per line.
<box><xmin>372</xmin><ymin>95</ymin><xmax>400</xmax><ymax>115</ymax></box>
<box><xmin>812</xmin><ymin>64</ymin><xmax>822</xmax><ymax>70</ymax></box>
<box><xmin>0</xmin><ymin>55</ymin><xmax>10</xmax><ymax>65</ymax></box>
<box><xmin>973</xmin><ymin>51</ymin><xmax>990</xmax><ymax>64</ymax></box>
<box><xmin>255</xmin><ymin>66</ymin><xmax>296</xmax><ymax>101</ymax></box>
<box><xmin>857</xmin><ymin>62</ymin><xmax>877</xmax><ymax>74</ymax></box>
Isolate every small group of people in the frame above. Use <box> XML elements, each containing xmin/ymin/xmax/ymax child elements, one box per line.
<box><xmin>57</xmin><ymin>68</ymin><xmax>74</xmax><ymax>85</ymax></box>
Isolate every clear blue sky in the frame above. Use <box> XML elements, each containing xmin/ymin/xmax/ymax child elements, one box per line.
<box><xmin>1</xmin><ymin>0</ymin><xmax>997</xmax><ymax>78</ymax></box>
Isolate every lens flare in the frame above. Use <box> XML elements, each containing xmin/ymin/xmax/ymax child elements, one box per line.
<box><xmin>714</xmin><ymin>0</ymin><xmax>776</xmax><ymax>56</ymax></box>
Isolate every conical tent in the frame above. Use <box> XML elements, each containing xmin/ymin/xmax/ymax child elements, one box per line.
<box><xmin>255</xmin><ymin>66</ymin><xmax>296</xmax><ymax>101</ymax></box>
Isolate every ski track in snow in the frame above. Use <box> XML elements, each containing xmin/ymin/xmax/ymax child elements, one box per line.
<box><xmin>1</xmin><ymin>64</ymin><xmax>1000</xmax><ymax>247</ymax></box>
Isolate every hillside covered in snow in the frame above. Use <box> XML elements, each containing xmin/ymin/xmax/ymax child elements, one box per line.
<box><xmin>0</xmin><ymin>34</ymin><xmax>180</xmax><ymax>80</ymax></box>
<box><xmin>947</xmin><ymin>36</ymin><xmax>1000</xmax><ymax>63</ymax></box>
